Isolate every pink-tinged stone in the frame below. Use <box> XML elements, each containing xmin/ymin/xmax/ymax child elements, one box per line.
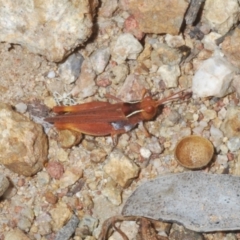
<box><xmin>46</xmin><ymin>161</ymin><xmax>64</xmax><ymax>180</ymax></box>
<box><xmin>124</xmin><ymin>15</ymin><xmax>145</xmax><ymax>40</ymax></box>
<box><xmin>124</xmin><ymin>0</ymin><xmax>189</xmax><ymax>35</ymax></box>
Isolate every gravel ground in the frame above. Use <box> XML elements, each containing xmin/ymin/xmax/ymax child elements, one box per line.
<box><xmin>1</xmin><ymin>1</ymin><xmax>240</xmax><ymax>240</ymax></box>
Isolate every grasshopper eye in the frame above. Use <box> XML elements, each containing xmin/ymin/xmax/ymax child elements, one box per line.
<box><xmin>145</xmin><ymin>105</ymin><xmax>154</xmax><ymax>113</ymax></box>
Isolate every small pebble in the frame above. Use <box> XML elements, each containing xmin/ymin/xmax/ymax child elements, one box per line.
<box><xmin>140</xmin><ymin>147</ymin><xmax>152</xmax><ymax>159</ymax></box>
<box><xmin>46</xmin><ymin>161</ymin><xmax>64</xmax><ymax>180</ymax></box>
<box><xmin>44</xmin><ymin>191</ymin><xmax>58</xmax><ymax>204</ymax></box>
<box><xmin>15</xmin><ymin>102</ymin><xmax>27</xmax><ymax>114</ymax></box>
<box><xmin>227</xmin><ymin>137</ymin><xmax>240</xmax><ymax>152</ymax></box>
<box><xmin>47</xmin><ymin>70</ymin><xmax>56</xmax><ymax>78</ymax></box>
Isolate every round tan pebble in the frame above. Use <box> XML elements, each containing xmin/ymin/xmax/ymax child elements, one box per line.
<box><xmin>174</xmin><ymin>135</ymin><xmax>214</xmax><ymax>169</ymax></box>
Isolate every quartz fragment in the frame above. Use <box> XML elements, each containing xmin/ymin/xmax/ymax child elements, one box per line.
<box><xmin>0</xmin><ymin>103</ymin><xmax>48</xmax><ymax>176</ymax></box>
<box><xmin>111</xmin><ymin>33</ymin><xmax>143</xmax><ymax>64</ymax></box>
<box><xmin>103</xmin><ymin>150</ymin><xmax>139</xmax><ymax>188</ymax></box>
<box><xmin>192</xmin><ymin>56</ymin><xmax>235</xmax><ymax>97</ymax></box>
<box><xmin>0</xmin><ymin>0</ymin><xmax>93</xmax><ymax>62</ymax></box>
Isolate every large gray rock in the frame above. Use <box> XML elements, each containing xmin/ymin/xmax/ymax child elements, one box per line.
<box><xmin>123</xmin><ymin>172</ymin><xmax>240</xmax><ymax>232</ymax></box>
<box><xmin>0</xmin><ymin>0</ymin><xmax>94</xmax><ymax>62</ymax></box>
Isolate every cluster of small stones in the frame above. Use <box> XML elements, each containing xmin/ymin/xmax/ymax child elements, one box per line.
<box><xmin>0</xmin><ymin>0</ymin><xmax>240</xmax><ymax>239</ymax></box>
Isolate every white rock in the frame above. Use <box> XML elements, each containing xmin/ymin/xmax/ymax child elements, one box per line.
<box><xmin>111</xmin><ymin>33</ymin><xmax>143</xmax><ymax>64</ymax></box>
<box><xmin>47</xmin><ymin>71</ymin><xmax>56</xmax><ymax>79</ymax></box>
<box><xmin>204</xmin><ymin>0</ymin><xmax>239</xmax><ymax>35</ymax></box>
<box><xmin>90</xmin><ymin>47</ymin><xmax>110</xmax><ymax>74</ymax></box>
<box><xmin>158</xmin><ymin>65</ymin><xmax>180</xmax><ymax>88</ymax></box>
<box><xmin>140</xmin><ymin>147</ymin><xmax>152</xmax><ymax>159</ymax></box>
<box><xmin>192</xmin><ymin>56</ymin><xmax>234</xmax><ymax>97</ymax></box>
<box><xmin>0</xmin><ymin>0</ymin><xmax>93</xmax><ymax>62</ymax></box>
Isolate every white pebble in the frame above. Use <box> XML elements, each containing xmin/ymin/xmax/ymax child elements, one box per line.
<box><xmin>192</xmin><ymin>56</ymin><xmax>235</xmax><ymax>97</ymax></box>
<box><xmin>140</xmin><ymin>147</ymin><xmax>152</xmax><ymax>159</ymax></box>
<box><xmin>47</xmin><ymin>70</ymin><xmax>56</xmax><ymax>78</ymax></box>
<box><xmin>15</xmin><ymin>102</ymin><xmax>27</xmax><ymax>114</ymax></box>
